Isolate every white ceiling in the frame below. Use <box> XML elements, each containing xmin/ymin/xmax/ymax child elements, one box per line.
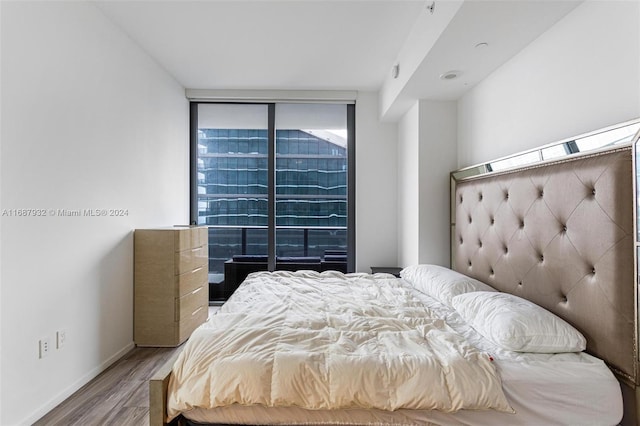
<box><xmin>95</xmin><ymin>0</ymin><xmax>582</xmax><ymax>109</ymax></box>
<box><xmin>95</xmin><ymin>0</ymin><xmax>424</xmax><ymax>91</ymax></box>
<box><xmin>380</xmin><ymin>0</ymin><xmax>582</xmax><ymax>119</ymax></box>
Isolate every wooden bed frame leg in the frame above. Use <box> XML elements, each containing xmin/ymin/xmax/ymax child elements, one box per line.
<box><xmin>149</xmin><ymin>350</ymin><xmax>183</xmax><ymax>426</ymax></box>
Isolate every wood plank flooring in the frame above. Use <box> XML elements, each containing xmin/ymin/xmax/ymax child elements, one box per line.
<box><xmin>33</xmin><ymin>345</ymin><xmax>183</xmax><ymax>426</ymax></box>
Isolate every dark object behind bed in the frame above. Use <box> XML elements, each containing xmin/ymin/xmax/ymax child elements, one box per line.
<box><xmin>218</xmin><ymin>253</ymin><xmax>347</xmax><ymax>299</ymax></box>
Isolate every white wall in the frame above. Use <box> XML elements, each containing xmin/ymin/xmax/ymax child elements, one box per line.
<box><xmin>0</xmin><ymin>2</ymin><xmax>189</xmax><ymax>425</ymax></box>
<box><xmin>458</xmin><ymin>0</ymin><xmax>640</xmax><ymax>167</ymax></box>
<box><xmin>397</xmin><ymin>101</ymin><xmax>457</xmax><ymax>268</ymax></box>
<box><xmin>417</xmin><ymin>100</ymin><xmax>457</xmax><ymax>266</ymax></box>
<box><xmin>397</xmin><ymin>103</ymin><xmax>420</xmax><ymax>266</ymax></box>
<box><xmin>355</xmin><ymin>92</ymin><xmax>398</xmax><ymax>271</ymax></box>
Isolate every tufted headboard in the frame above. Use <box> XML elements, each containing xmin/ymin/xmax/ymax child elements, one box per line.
<box><xmin>452</xmin><ymin>145</ymin><xmax>637</xmax><ymax>385</ymax></box>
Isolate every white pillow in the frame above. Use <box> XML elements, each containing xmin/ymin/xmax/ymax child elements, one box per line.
<box><xmin>400</xmin><ymin>264</ymin><xmax>495</xmax><ymax>306</ymax></box>
<box><xmin>452</xmin><ymin>292</ymin><xmax>586</xmax><ymax>353</ymax></box>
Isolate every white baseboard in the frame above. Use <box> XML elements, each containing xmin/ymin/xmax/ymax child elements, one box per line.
<box><xmin>22</xmin><ymin>342</ymin><xmax>136</xmax><ymax>426</ymax></box>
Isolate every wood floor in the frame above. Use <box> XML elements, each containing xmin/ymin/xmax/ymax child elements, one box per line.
<box><xmin>33</xmin><ymin>345</ymin><xmax>183</xmax><ymax>426</ymax></box>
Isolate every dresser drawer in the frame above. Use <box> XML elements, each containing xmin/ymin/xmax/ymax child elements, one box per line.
<box><xmin>174</xmin><ymin>227</ymin><xmax>208</xmax><ymax>252</ymax></box>
<box><xmin>178</xmin><ymin>303</ymin><xmax>209</xmax><ymax>343</ymax></box>
<box><xmin>175</xmin><ymin>245</ymin><xmax>208</xmax><ymax>275</ymax></box>
<box><xmin>175</xmin><ymin>285</ymin><xmax>208</xmax><ymax>322</ymax></box>
<box><xmin>176</xmin><ymin>265</ymin><xmax>208</xmax><ymax>297</ymax></box>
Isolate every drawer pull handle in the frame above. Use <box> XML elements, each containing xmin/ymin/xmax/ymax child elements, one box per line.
<box><xmin>191</xmin><ymin>287</ymin><xmax>202</xmax><ymax>295</ymax></box>
<box><xmin>192</xmin><ymin>306</ymin><xmax>204</xmax><ymax>316</ymax></box>
<box><xmin>191</xmin><ymin>266</ymin><xmax>203</xmax><ymax>274</ymax></box>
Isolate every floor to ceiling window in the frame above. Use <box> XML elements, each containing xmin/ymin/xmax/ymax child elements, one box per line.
<box><xmin>191</xmin><ymin>102</ymin><xmax>355</xmax><ymax>301</ymax></box>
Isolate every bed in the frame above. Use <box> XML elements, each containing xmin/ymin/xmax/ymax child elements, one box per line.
<box><xmin>151</xmin><ymin>143</ymin><xmax>637</xmax><ymax>425</ymax></box>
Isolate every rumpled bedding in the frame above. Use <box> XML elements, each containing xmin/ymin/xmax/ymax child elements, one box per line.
<box><xmin>167</xmin><ymin>270</ymin><xmax>513</xmax><ymax>420</ymax></box>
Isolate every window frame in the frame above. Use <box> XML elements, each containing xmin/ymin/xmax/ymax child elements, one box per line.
<box><xmin>189</xmin><ymin>101</ymin><xmax>356</xmax><ymax>274</ymax></box>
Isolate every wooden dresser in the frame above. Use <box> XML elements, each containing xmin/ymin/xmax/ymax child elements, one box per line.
<box><xmin>134</xmin><ymin>226</ymin><xmax>209</xmax><ymax>347</ymax></box>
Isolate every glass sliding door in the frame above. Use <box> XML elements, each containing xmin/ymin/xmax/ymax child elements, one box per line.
<box><xmin>191</xmin><ymin>101</ymin><xmax>354</xmax><ymax>301</ymax></box>
<box><xmin>274</xmin><ymin>104</ymin><xmax>348</xmax><ymax>270</ymax></box>
<box><xmin>194</xmin><ymin>104</ymin><xmax>269</xmax><ymax>300</ymax></box>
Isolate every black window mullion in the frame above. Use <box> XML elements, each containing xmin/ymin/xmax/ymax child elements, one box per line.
<box><xmin>347</xmin><ymin>103</ymin><xmax>356</xmax><ymax>273</ymax></box>
<box><xmin>267</xmin><ymin>103</ymin><xmax>276</xmax><ymax>271</ymax></box>
<box><xmin>189</xmin><ymin>102</ymin><xmax>199</xmax><ymax>225</ymax></box>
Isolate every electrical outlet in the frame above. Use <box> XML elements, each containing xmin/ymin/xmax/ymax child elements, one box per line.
<box><xmin>56</xmin><ymin>330</ymin><xmax>66</xmax><ymax>349</ymax></box>
<box><xmin>39</xmin><ymin>338</ymin><xmax>51</xmax><ymax>359</ymax></box>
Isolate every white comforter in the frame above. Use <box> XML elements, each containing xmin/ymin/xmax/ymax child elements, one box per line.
<box><xmin>167</xmin><ymin>271</ymin><xmax>513</xmax><ymax>420</ymax></box>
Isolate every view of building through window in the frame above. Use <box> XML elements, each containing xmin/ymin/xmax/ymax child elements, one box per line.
<box><xmin>194</xmin><ymin>103</ymin><xmax>350</xmax><ymax>296</ymax></box>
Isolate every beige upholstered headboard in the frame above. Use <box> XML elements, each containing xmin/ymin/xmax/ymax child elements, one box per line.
<box><xmin>452</xmin><ymin>146</ymin><xmax>638</xmax><ymax>385</ymax></box>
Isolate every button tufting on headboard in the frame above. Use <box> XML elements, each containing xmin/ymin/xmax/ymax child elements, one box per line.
<box><xmin>452</xmin><ymin>146</ymin><xmax>636</xmax><ymax>385</ymax></box>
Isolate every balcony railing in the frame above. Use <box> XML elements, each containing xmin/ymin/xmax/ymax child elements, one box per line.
<box><xmin>205</xmin><ymin>225</ymin><xmax>347</xmax><ymax>281</ymax></box>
